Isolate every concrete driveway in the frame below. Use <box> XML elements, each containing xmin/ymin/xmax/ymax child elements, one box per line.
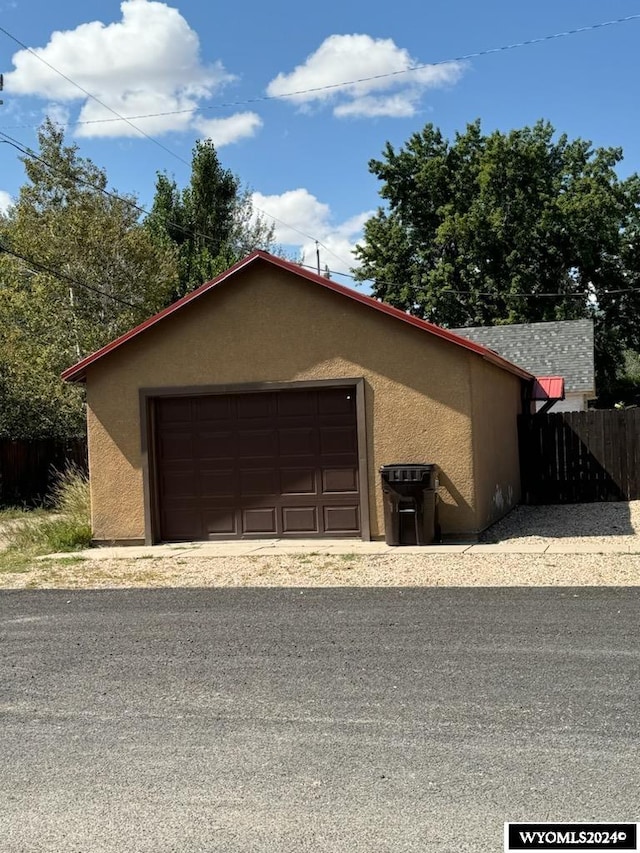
<box><xmin>1</xmin><ymin>587</ymin><xmax>638</xmax><ymax>852</ymax></box>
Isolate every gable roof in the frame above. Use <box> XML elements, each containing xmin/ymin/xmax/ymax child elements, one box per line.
<box><xmin>62</xmin><ymin>251</ymin><xmax>535</xmax><ymax>383</ymax></box>
<box><xmin>451</xmin><ymin>319</ymin><xmax>595</xmax><ymax>396</ymax></box>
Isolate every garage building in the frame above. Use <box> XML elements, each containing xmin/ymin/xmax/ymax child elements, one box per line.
<box><xmin>62</xmin><ymin>251</ymin><xmax>538</xmax><ymax>545</ymax></box>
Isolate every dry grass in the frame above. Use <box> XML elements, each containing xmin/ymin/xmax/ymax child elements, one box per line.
<box><xmin>0</xmin><ymin>467</ymin><xmax>91</xmax><ymax>574</ymax></box>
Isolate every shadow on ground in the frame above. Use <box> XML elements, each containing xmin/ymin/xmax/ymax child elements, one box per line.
<box><xmin>481</xmin><ymin>501</ymin><xmax>635</xmax><ymax>542</ymax></box>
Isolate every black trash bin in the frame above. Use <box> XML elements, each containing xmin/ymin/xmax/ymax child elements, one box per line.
<box><xmin>380</xmin><ymin>464</ymin><xmax>438</xmax><ymax>546</ymax></box>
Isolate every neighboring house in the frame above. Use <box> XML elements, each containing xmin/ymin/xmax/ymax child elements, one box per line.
<box><xmin>62</xmin><ymin>252</ymin><xmax>559</xmax><ymax>545</ymax></box>
<box><xmin>451</xmin><ymin>319</ymin><xmax>596</xmax><ymax>412</ymax></box>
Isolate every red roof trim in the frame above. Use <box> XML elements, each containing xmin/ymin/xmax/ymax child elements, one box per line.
<box><xmin>532</xmin><ymin>376</ymin><xmax>565</xmax><ymax>401</ymax></box>
<box><xmin>61</xmin><ymin>251</ymin><xmax>535</xmax><ymax>383</ymax></box>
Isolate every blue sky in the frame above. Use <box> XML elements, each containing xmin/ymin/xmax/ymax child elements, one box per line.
<box><xmin>1</xmin><ymin>0</ymin><xmax>639</xmax><ymax>278</ymax></box>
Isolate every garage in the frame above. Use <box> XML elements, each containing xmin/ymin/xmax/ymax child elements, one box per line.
<box><xmin>63</xmin><ymin>251</ymin><xmax>533</xmax><ymax>545</ymax></box>
<box><xmin>153</xmin><ymin>386</ymin><xmax>362</xmax><ymax>540</ymax></box>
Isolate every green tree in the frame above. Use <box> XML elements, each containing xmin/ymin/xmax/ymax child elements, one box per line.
<box><xmin>354</xmin><ymin>120</ymin><xmax>640</xmax><ymax>392</ymax></box>
<box><xmin>146</xmin><ymin>139</ymin><xmax>275</xmax><ymax>299</ymax></box>
<box><xmin>0</xmin><ymin>120</ymin><xmax>178</xmax><ymax>439</ymax></box>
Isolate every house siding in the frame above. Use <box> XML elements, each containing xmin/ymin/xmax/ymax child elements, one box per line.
<box><xmin>537</xmin><ymin>392</ymin><xmax>588</xmax><ymax>413</ymax></box>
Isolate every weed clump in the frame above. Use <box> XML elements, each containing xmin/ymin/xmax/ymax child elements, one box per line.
<box><xmin>0</xmin><ymin>466</ymin><xmax>91</xmax><ymax>573</ymax></box>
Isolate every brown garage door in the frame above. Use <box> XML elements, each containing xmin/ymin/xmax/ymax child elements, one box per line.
<box><xmin>154</xmin><ymin>387</ymin><xmax>361</xmax><ymax>540</ymax></box>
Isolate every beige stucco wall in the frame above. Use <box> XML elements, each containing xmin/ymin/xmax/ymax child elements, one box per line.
<box><xmin>469</xmin><ymin>357</ymin><xmax>523</xmax><ymax>532</ymax></box>
<box><xmin>84</xmin><ymin>261</ymin><xmax>522</xmax><ymax>542</ymax></box>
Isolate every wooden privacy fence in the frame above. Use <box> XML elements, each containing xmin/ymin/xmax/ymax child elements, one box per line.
<box><xmin>0</xmin><ymin>438</ymin><xmax>88</xmax><ymax>506</ymax></box>
<box><xmin>519</xmin><ymin>409</ymin><xmax>640</xmax><ymax>504</ymax></box>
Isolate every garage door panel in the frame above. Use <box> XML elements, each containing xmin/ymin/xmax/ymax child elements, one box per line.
<box><xmin>194</xmin><ymin>431</ymin><xmax>235</xmax><ymax>461</ymax></box>
<box><xmin>280</xmin><ymin>468</ymin><xmax>316</xmax><ymax>495</ymax></box>
<box><xmin>279</xmin><ymin>428</ymin><xmax>317</xmax><ymax>457</ymax></box>
<box><xmin>203</xmin><ymin>508</ymin><xmax>237</xmax><ymax>536</ymax></box>
<box><xmin>161</xmin><ymin>509</ymin><xmax>202</xmax><ymax>540</ymax></box>
<box><xmin>237</xmin><ymin>429</ymin><xmax>277</xmax><ymax>458</ymax></box>
<box><xmin>239</xmin><ymin>468</ymin><xmax>277</xmax><ymax>496</ymax></box>
<box><xmin>277</xmin><ymin>391</ymin><xmax>317</xmax><ymax>417</ymax></box>
<box><xmin>158</xmin><ymin>431</ymin><xmax>194</xmax><ymax>461</ymax></box>
<box><xmin>322</xmin><ymin>468</ymin><xmax>358</xmax><ymax>494</ymax></box>
<box><xmin>282</xmin><ymin>506</ymin><xmax>319</xmax><ymax>533</ymax></box>
<box><xmin>320</xmin><ymin>426</ymin><xmax>357</xmax><ymax>456</ymax></box>
<box><xmin>200</xmin><ymin>469</ymin><xmax>235</xmax><ymax>498</ymax></box>
<box><xmin>157</xmin><ymin>398</ymin><xmax>192</xmax><ymax>423</ymax></box>
<box><xmin>156</xmin><ymin>387</ymin><xmax>361</xmax><ymax>541</ymax></box>
<box><xmin>318</xmin><ymin>389</ymin><xmax>356</xmax><ymax>415</ymax></box>
<box><xmin>160</xmin><ymin>470</ymin><xmax>197</xmax><ymax>499</ymax></box>
<box><xmin>242</xmin><ymin>507</ymin><xmax>277</xmax><ymax>534</ymax></box>
<box><xmin>195</xmin><ymin>395</ymin><xmax>233</xmax><ymax>421</ymax></box>
<box><xmin>324</xmin><ymin>505</ymin><xmax>360</xmax><ymax>533</ymax></box>
<box><xmin>237</xmin><ymin>393</ymin><xmax>274</xmax><ymax>419</ymax></box>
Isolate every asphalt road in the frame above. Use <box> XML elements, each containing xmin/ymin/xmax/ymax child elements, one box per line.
<box><xmin>1</xmin><ymin>587</ymin><xmax>639</xmax><ymax>852</ymax></box>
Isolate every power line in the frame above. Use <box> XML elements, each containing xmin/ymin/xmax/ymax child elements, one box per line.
<box><xmin>0</xmin><ymin>23</ymin><xmax>348</xmax><ymax>264</ymax></box>
<box><xmin>2</xmin><ymin>12</ymin><xmax>635</xmax><ymax>277</ymax></box>
<box><xmin>0</xmin><ymin>131</ymin><xmax>222</xmax><ymax>248</ymax></box>
<box><xmin>1</xmin><ymin>13</ymin><xmax>638</xmax><ymax>131</ymax></box>
<box><xmin>1</xmin><ymin>132</ymin><xmax>146</xmax><ymax>212</ymax></box>
<box><xmin>436</xmin><ymin>288</ymin><xmax>638</xmax><ymax>297</ymax></box>
<box><xmin>2</xmin><ymin>134</ymin><xmax>636</xmax><ymax>302</ymax></box>
<box><xmin>0</xmin><ymin>241</ymin><xmax>142</xmax><ymax>309</ymax></box>
<box><xmin>0</xmin><ymin>130</ymin><xmax>354</xmax><ymax>273</ymax></box>
<box><xmin>0</xmin><ymin>24</ymin><xmax>190</xmax><ymax>167</ymax></box>
<box><xmin>4</xmin><ymin>13</ymin><xmax>635</xmax><ymax>278</ymax></box>
<box><xmin>296</xmin><ymin>264</ymin><xmax>639</xmax><ymax>298</ymax></box>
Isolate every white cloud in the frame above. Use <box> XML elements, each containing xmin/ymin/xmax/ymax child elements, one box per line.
<box><xmin>192</xmin><ymin>112</ymin><xmax>263</xmax><ymax>147</ymax></box>
<box><xmin>4</xmin><ymin>0</ymin><xmax>260</xmax><ymax>144</ymax></box>
<box><xmin>252</xmin><ymin>188</ymin><xmax>374</xmax><ymax>276</ymax></box>
<box><xmin>334</xmin><ymin>94</ymin><xmax>416</xmax><ymax>119</ymax></box>
<box><xmin>266</xmin><ymin>33</ymin><xmax>465</xmax><ymax>119</ymax></box>
<box><xmin>44</xmin><ymin>103</ymin><xmax>71</xmax><ymax>128</ymax></box>
<box><xmin>0</xmin><ymin>191</ymin><xmax>13</xmax><ymax>215</ymax></box>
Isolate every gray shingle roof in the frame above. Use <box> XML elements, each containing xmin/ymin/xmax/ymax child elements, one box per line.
<box><xmin>450</xmin><ymin>319</ymin><xmax>596</xmax><ymax>395</ymax></box>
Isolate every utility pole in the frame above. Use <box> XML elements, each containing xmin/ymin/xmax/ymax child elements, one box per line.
<box><xmin>0</xmin><ymin>74</ymin><xmax>4</xmax><ymax>106</ymax></box>
<box><xmin>315</xmin><ymin>240</ymin><xmax>321</xmax><ymax>276</ymax></box>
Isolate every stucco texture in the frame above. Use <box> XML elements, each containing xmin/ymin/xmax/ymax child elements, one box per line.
<box><xmin>84</xmin><ymin>260</ymin><xmax>523</xmax><ymax>543</ymax></box>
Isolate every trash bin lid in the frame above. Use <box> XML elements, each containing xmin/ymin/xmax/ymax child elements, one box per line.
<box><xmin>380</xmin><ymin>463</ymin><xmax>437</xmax><ymax>482</ymax></box>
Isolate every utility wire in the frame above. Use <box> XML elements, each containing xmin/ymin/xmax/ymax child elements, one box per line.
<box><xmin>0</xmin><ymin>131</ymin><xmax>223</xmax><ymax>248</ymax></box>
<box><xmin>3</xmin><ymin>130</ymin><xmax>636</xmax><ymax>303</ymax></box>
<box><xmin>1</xmin><ymin>14</ymin><xmax>638</xmax><ymax>130</ymax></box>
<box><xmin>0</xmin><ymin>130</ymin><xmax>353</xmax><ymax>273</ymax></box>
<box><xmin>2</xmin><ymin>13</ymin><xmax>636</xmax><ymax>276</ymax></box>
<box><xmin>296</xmin><ymin>264</ymin><xmax>640</xmax><ymax>298</ymax></box>
<box><xmin>0</xmin><ymin>241</ymin><xmax>142</xmax><ymax>309</ymax></box>
<box><xmin>3</xmin><ymin>14</ymin><xmax>636</xmax><ymax>281</ymax></box>
<box><xmin>0</xmin><ymin>24</ymin><xmax>351</xmax><ymax>270</ymax></box>
<box><xmin>0</xmin><ymin>24</ymin><xmax>190</xmax><ymax>167</ymax></box>
<box><xmin>1</xmin><ymin>131</ymin><xmax>353</xmax><ymax>291</ymax></box>
<box><xmin>2</xmin><ymin>133</ymin><xmax>636</xmax><ymax>303</ymax></box>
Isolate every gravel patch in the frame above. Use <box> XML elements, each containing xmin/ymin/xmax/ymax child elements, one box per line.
<box><xmin>481</xmin><ymin>500</ymin><xmax>640</xmax><ymax>546</ymax></box>
<box><xmin>1</xmin><ymin>502</ymin><xmax>639</xmax><ymax>589</ymax></box>
<box><xmin>1</xmin><ymin>552</ymin><xmax>639</xmax><ymax>589</ymax></box>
